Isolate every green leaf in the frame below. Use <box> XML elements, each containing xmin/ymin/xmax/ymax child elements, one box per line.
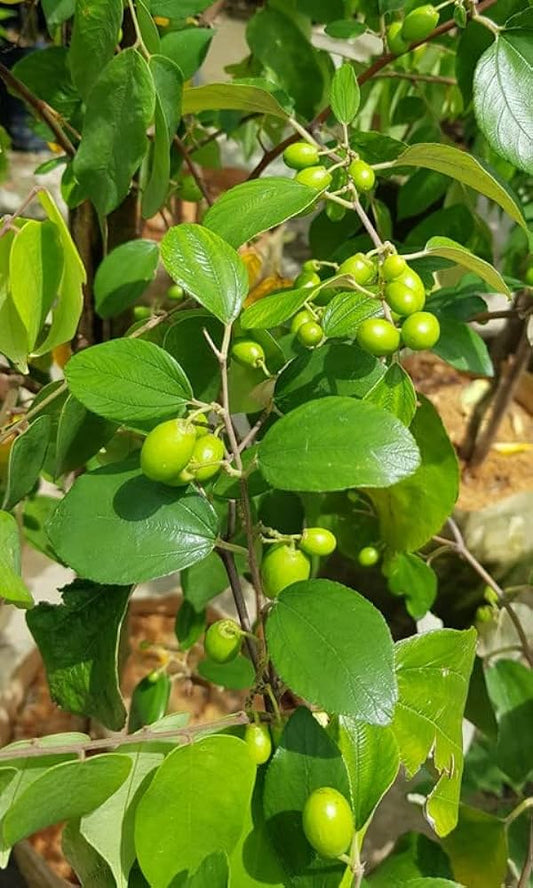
<box><xmin>322</xmin><ymin>291</ymin><xmax>382</xmax><ymax>338</ymax></box>
<box><xmin>364</xmin><ymin>364</ymin><xmax>417</xmax><ymax>427</ymax></box>
<box><xmin>335</xmin><ymin>718</ymin><xmax>399</xmax><ymax>832</ymax></box>
<box><xmin>22</xmin><ymin>495</ymin><xmax>59</xmax><ymax>561</ymax></box>
<box><xmin>263</xmin><ymin>707</ymin><xmax>349</xmax><ymax>885</ymax></box>
<box><xmin>163</xmin><ymin>311</ymin><xmax>223</xmax><ymax>404</ymax></box>
<box><xmin>464</xmin><ymin>657</ymin><xmax>498</xmax><ymax>741</ymax></box>
<box><xmin>137</xmin><ymin>0</ymin><xmax>160</xmax><ymax>53</ymax></box>
<box><xmin>258</xmin><ymin>396</ymin><xmax>420</xmax><ymax>492</ymax></box>
<box><xmin>432</xmin><ymin>318</ymin><xmax>493</xmax><ymax>376</ymax></box>
<box><xmin>73</xmin><ymin>49</ymin><xmax>155</xmax><ymax>217</ymax></box>
<box><xmin>160</xmin><ymin>28</ymin><xmax>214</xmax><ymax>80</ymax></box>
<box><xmin>160</xmin><ymin>224</ymin><xmax>248</xmax><ymax>324</ymax></box>
<box><xmin>0</xmin><ymin>510</ymin><xmax>32</xmax><ymax>607</ymax></box>
<box><xmin>149</xmin><ymin>0</ymin><xmax>212</xmax><ymax>15</ymax></box>
<box><xmin>0</xmin><ymin>295</ymin><xmax>28</xmax><ymax>372</ymax></box>
<box><xmin>274</xmin><ymin>343</ymin><xmax>385</xmax><ymax>414</ymax></box>
<box><xmin>240</xmin><ymin>286</ymin><xmax>312</xmax><ymax>330</ymax></box>
<box><xmin>267</xmin><ymin>580</ymin><xmax>397</xmax><ymax>724</ymax></box>
<box><xmin>229</xmin><ymin>769</ymin><xmax>284</xmax><ymax>887</ymax></box>
<box><xmin>95</xmin><ymin>240</ymin><xmax>159</xmax><ymax>319</ymax></box>
<box><xmin>56</xmin><ymin>396</ymin><xmax>116</xmax><ymax>476</ymax></box>
<box><xmin>47</xmin><ymin>460</ymin><xmax>219</xmax><ymax>584</ymax></box>
<box><xmin>325</xmin><ymin>20</ymin><xmax>366</xmax><ymax>38</ymax></box>
<box><xmin>3</xmin><ymin>415</ymin><xmax>52</xmax><ymax>512</ymax></box>
<box><xmin>247</xmin><ymin>7</ymin><xmax>324</xmax><ymax>119</ymax></box>
<box><xmin>485</xmin><ymin>659</ymin><xmax>533</xmax><ymax>784</ymax></box>
<box><xmin>442</xmin><ymin>806</ymin><xmax>507</xmax><ymax>888</ymax></box>
<box><xmin>204</xmin><ymin>178</ymin><xmax>319</xmax><ymax>249</ymax></box>
<box><xmin>392</xmin><ymin>628</ymin><xmax>477</xmax><ymax>836</ymax></box>
<box><xmin>35</xmin><ymin>189</ymin><xmax>86</xmax><ymax>356</ymax></box>
<box><xmin>10</xmin><ymin>219</ymin><xmax>63</xmax><ymax>351</ymax></box>
<box><xmin>369</xmin><ymin>397</ymin><xmax>459</xmax><ymax>551</ymax></box>
<box><xmin>142</xmin><ymin>55</ymin><xmax>183</xmax><ymax>219</ymax></box>
<box><xmin>65</xmin><ymin>339</ymin><xmax>192</xmax><ymax>425</ymax></box>
<box><xmin>425</xmin><ymin>237</ymin><xmax>510</xmax><ymax>297</ymax></box>
<box><xmin>2</xmin><ymin>754</ymin><xmax>132</xmax><ymax>846</ymax></box>
<box><xmin>12</xmin><ymin>47</ymin><xmax>81</xmax><ymax>128</ymax></box>
<box><xmin>474</xmin><ymin>30</ymin><xmax>533</xmax><ymax>175</ymax></box>
<box><xmin>197</xmin><ymin>655</ymin><xmax>255</xmax><ymax>690</ymax></box>
<box><xmin>386</xmin><ymin>552</ymin><xmax>438</xmax><ymax>620</ymax></box>
<box><xmin>330</xmin><ymin>63</ymin><xmax>360</xmax><ymax>125</ymax></box>
<box><xmin>26</xmin><ymin>579</ymin><xmax>131</xmax><ymax>730</ymax></box>
<box><xmin>175</xmin><ymin>600</ymin><xmax>205</xmax><ymax>651</ymax></box>
<box><xmin>182</xmin><ymin>82</ymin><xmax>288</xmax><ymax>118</ymax></box>
<box><xmin>393</xmin><ymin>143</ymin><xmax>526</xmax><ymax>229</ymax></box>
<box><xmin>397</xmin><ymin>170</ymin><xmax>449</xmax><ymax>221</ymax></box>
<box><xmin>135</xmin><ymin>735</ymin><xmax>256</xmax><ymax>888</ymax></box>
<box><xmin>69</xmin><ymin>0</ymin><xmax>123</xmax><ymax>101</ymax></box>
<box><xmin>63</xmin><ymin>820</ymin><xmax>116</xmax><ymax>888</ymax></box>
<box><xmin>41</xmin><ymin>0</ymin><xmax>75</xmax><ymax>27</ymax></box>
<box><xmin>181</xmin><ymin>552</ymin><xmax>229</xmax><ymax>611</ymax></box>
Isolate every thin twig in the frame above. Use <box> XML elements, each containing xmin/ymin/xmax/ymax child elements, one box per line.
<box><xmin>0</xmin><ymin>63</ymin><xmax>75</xmax><ymax>157</ymax></box>
<box><xmin>0</xmin><ymin>186</ymin><xmax>43</xmax><ymax>239</ymax></box>
<box><xmin>238</xmin><ymin>409</ymin><xmax>271</xmax><ymax>452</ymax></box>
<box><xmin>173</xmin><ymin>134</ymin><xmax>213</xmax><ymax>206</ymax></box>
<box><xmin>0</xmin><ymin>712</ymin><xmax>249</xmax><ymax>762</ymax></box>
<box><xmin>518</xmin><ymin>817</ymin><xmax>533</xmax><ymax>888</ymax></box>
<box><xmin>374</xmin><ymin>71</ymin><xmax>457</xmax><ymax>85</ymax></box>
<box><xmin>216</xmin><ymin>547</ymin><xmax>259</xmax><ymax>671</ymax></box>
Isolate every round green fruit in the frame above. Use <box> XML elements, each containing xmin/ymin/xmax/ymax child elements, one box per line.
<box><xmin>348</xmin><ymin>158</ymin><xmax>375</xmax><ymax>192</ymax></box>
<box><xmin>302</xmin><ymin>787</ymin><xmax>354</xmax><ymax>859</ymax></box>
<box><xmin>381</xmin><ymin>254</ymin><xmax>408</xmax><ymax>281</ymax></box>
<box><xmin>358</xmin><ymin>546</ymin><xmax>380</xmax><ymax>567</ymax></box>
<box><xmin>204</xmin><ymin>619</ymin><xmax>243</xmax><ymax>664</ymax></box>
<box><xmin>387</xmin><ymin>21</ymin><xmax>409</xmax><ymax>54</ymax></box>
<box><xmin>303</xmin><ymin>259</ymin><xmax>321</xmax><ymax>273</ymax></box>
<box><xmin>291</xmin><ymin>309</ymin><xmax>314</xmax><ymax>334</ymax></box>
<box><xmin>231</xmin><ymin>339</ymin><xmax>266</xmax><ymax>369</ymax></box>
<box><xmin>295</xmin><ymin>166</ymin><xmax>333</xmax><ymax>191</ymax></box>
<box><xmin>140</xmin><ymin>419</ymin><xmax>196</xmax><ymax>484</ymax></box>
<box><xmin>401</xmin><ymin>4</ymin><xmax>439</xmax><ymax>42</ymax></box>
<box><xmin>300</xmin><ymin>527</ymin><xmax>337</xmax><ymax>557</ymax></box>
<box><xmin>190</xmin><ymin>434</ymin><xmax>225</xmax><ymax>482</ymax></box>
<box><xmin>261</xmin><ymin>544</ymin><xmax>311</xmax><ymax>599</ymax></box>
<box><xmin>245</xmin><ymin>723</ymin><xmax>272</xmax><ymax>765</ymax></box>
<box><xmin>283</xmin><ymin>141</ymin><xmax>320</xmax><ymax>170</ymax></box>
<box><xmin>133</xmin><ymin>306</ymin><xmax>151</xmax><ymax>320</ymax></box>
<box><xmin>294</xmin><ymin>270</ymin><xmax>321</xmax><ymax>289</ymax></box>
<box><xmin>400</xmin><ymin>311</ymin><xmax>440</xmax><ymax>350</ymax></box>
<box><xmin>167</xmin><ymin>283</ymin><xmax>184</xmax><ymax>301</ymax></box>
<box><xmin>297</xmin><ymin>321</ymin><xmax>323</xmax><ymax>348</ymax></box>
<box><xmin>338</xmin><ymin>252</ymin><xmax>376</xmax><ymax>286</ymax></box>
<box><xmin>385</xmin><ymin>281</ymin><xmax>425</xmax><ymax>316</ymax></box>
<box><xmin>357</xmin><ymin>318</ymin><xmax>400</xmax><ymax>356</ymax></box>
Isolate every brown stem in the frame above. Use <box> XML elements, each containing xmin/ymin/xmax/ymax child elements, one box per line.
<box><xmin>468</xmin><ymin>324</ymin><xmax>531</xmax><ymax>468</ymax></box>
<box><xmin>173</xmin><ymin>134</ymin><xmax>213</xmax><ymax>207</ymax></box>
<box><xmin>216</xmin><ymin>547</ymin><xmax>259</xmax><ymax>671</ymax></box>
<box><xmin>0</xmin><ymin>63</ymin><xmax>75</xmax><ymax>157</ymax></box>
<box><xmin>373</xmin><ymin>71</ymin><xmax>457</xmax><ymax>85</ymax></box>
<box><xmin>248</xmin><ymin>0</ymin><xmax>497</xmax><ymax>180</ymax></box>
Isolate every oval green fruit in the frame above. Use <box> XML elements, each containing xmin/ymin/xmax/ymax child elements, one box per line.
<box><xmin>204</xmin><ymin>619</ymin><xmax>243</xmax><ymax>664</ymax></box>
<box><xmin>295</xmin><ymin>166</ymin><xmax>333</xmax><ymax>191</ymax></box>
<box><xmin>291</xmin><ymin>309</ymin><xmax>314</xmax><ymax>334</ymax></box>
<box><xmin>358</xmin><ymin>546</ymin><xmax>380</xmax><ymax>567</ymax></box>
<box><xmin>401</xmin><ymin>4</ymin><xmax>439</xmax><ymax>42</ymax></box>
<box><xmin>338</xmin><ymin>252</ymin><xmax>376</xmax><ymax>286</ymax></box>
<box><xmin>300</xmin><ymin>527</ymin><xmax>337</xmax><ymax>557</ymax></box>
<box><xmin>294</xmin><ymin>270</ymin><xmax>321</xmax><ymax>289</ymax></box>
<box><xmin>381</xmin><ymin>254</ymin><xmax>408</xmax><ymax>281</ymax></box>
<box><xmin>400</xmin><ymin>311</ymin><xmax>440</xmax><ymax>350</ymax></box>
<box><xmin>387</xmin><ymin>21</ymin><xmax>409</xmax><ymax>54</ymax></box>
<box><xmin>261</xmin><ymin>544</ymin><xmax>311</xmax><ymax>599</ymax></box>
<box><xmin>140</xmin><ymin>419</ymin><xmax>197</xmax><ymax>484</ymax></box>
<box><xmin>245</xmin><ymin>723</ymin><xmax>272</xmax><ymax>765</ymax></box>
<box><xmin>297</xmin><ymin>321</ymin><xmax>323</xmax><ymax>348</ymax></box>
<box><xmin>356</xmin><ymin>318</ymin><xmax>400</xmax><ymax>356</ymax></box>
<box><xmin>384</xmin><ymin>281</ymin><xmax>425</xmax><ymax>316</ymax></box>
<box><xmin>231</xmin><ymin>339</ymin><xmax>266</xmax><ymax>369</ymax></box>
<box><xmin>302</xmin><ymin>787</ymin><xmax>354</xmax><ymax>859</ymax></box>
<box><xmin>190</xmin><ymin>434</ymin><xmax>225</xmax><ymax>482</ymax></box>
<box><xmin>348</xmin><ymin>159</ymin><xmax>375</xmax><ymax>192</ymax></box>
<box><xmin>283</xmin><ymin>141</ymin><xmax>320</xmax><ymax>170</ymax></box>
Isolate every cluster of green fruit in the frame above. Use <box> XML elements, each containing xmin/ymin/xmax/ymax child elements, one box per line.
<box><xmin>387</xmin><ymin>4</ymin><xmax>440</xmax><ymax>55</ymax></box>
<box><xmin>140</xmin><ymin>414</ymin><xmax>224</xmax><ymax>486</ymax></box>
<box><xmin>283</xmin><ymin>141</ymin><xmax>376</xmax><ymax>195</ymax></box>
<box><xmin>261</xmin><ymin>527</ymin><xmax>337</xmax><ymax>598</ymax></box>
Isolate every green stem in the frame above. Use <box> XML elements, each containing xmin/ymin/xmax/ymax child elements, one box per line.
<box><xmin>506</xmin><ymin>798</ymin><xmax>533</xmax><ymax>828</ymax></box>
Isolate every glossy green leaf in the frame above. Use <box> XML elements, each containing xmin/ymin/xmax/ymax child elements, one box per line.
<box><xmin>322</xmin><ymin>291</ymin><xmax>382</xmax><ymax>338</ymax></box>
<box><xmin>160</xmin><ymin>224</ymin><xmax>248</xmax><ymax>323</ymax></box>
<box><xmin>10</xmin><ymin>219</ymin><xmax>63</xmax><ymax>351</ymax></box>
<box><xmin>69</xmin><ymin>0</ymin><xmax>123</xmax><ymax>101</ymax></box>
<box><xmin>137</xmin><ymin>0</ymin><xmax>160</xmax><ymax>53</ymax></box>
<box><xmin>95</xmin><ymin>240</ymin><xmax>159</xmax><ymax>319</ymax></box>
<box><xmin>41</xmin><ymin>0</ymin><xmax>75</xmax><ymax>27</ymax></box>
<box><xmin>425</xmin><ymin>237</ymin><xmax>510</xmax><ymax>297</ymax></box>
<box><xmin>392</xmin><ymin>628</ymin><xmax>477</xmax><ymax>836</ymax></box>
<box><xmin>135</xmin><ymin>735</ymin><xmax>255</xmax><ymax>888</ymax></box>
<box><xmin>364</xmin><ymin>364</ymin><xmax>417</xmax><ymax>427</ymax></box>
<box><xmin>181</xmin><ymin>551</ymin><xmax>230</xmax><ymax>612</ymax></box>
<box><xmin>204</xmin><ymin>178</ymin><xmax>319</xmax><ymax>249</ymax></box>
<box><xmin>336</xmin><ymin>718</ymin><xmax>399</xmax><ymax>831</ymax></box>
<box><xmin>432</xmin><ymin>317</ymin><xmax>493</xmax><ymax>376</ymax></box>
<box><xmin>63</xmin><ymin>820</ymin><xmax>116</xmax><ymax>888</ymax></box>
<box><xmin>163</xmin><ymin>312</ymin><xmax>223</xmax><ymax>404</ymax></box>
<box><xmin>386</xmin><ymin>552</ymin><xmax>438</xmax><ymax>620</ymax></box>
<box><xmin>267</xmin><ymin>580</ymin><xmax>397</xmax><ymax>723</ymax></box>
<box><xmin>367</xmin><ymin>832</ymin><xmax>454</xmax><ymax>886</ymax></box>
<box><xmin>26</xmin><ymin>579</ymin><xmax>131</xmax><ymax>730</ymax></box>
<box><xmin>149</xmin><ymin>0</ymin><xmax>212</xmax><ymax>14</ymax></box>
<box><xmin>3</xmin><ymin>415</ymin><xmax>52</xmax><ymax>512</ymax></box>
<box><xmin>330</xmin><ymin>63</ymin><xmax>360</xmax><ymax>125</ymax></box>
<box><xmin>325</xmin><ymin>20</ymin><xmax>366</xmax><ymax>38</ymax></box>
<box><xmin>263</xmin><ymin>707</ymin><xmax>349</xmax><ymax>886</ymax></box>
<box><xmin>397</xmin><ymin>170</ymin><xmax>449</xmax><ymax>221</ymax></box>
<box><xmin>65</xmin><ymin>339</ymin><xmax>192</xmax><ymax>424</ymax></box>
<box><xmin>258</xmin><ymin>396</ymin><xmax>420</xmax><ymax>492</ymax></box>
<box><xmin>197</xmin><ymin>655</ymin><xmax>255</xmax><ymax>691</ymax></box>
<box><xmin>485</xmin><ymin>659</ymin><xmax>533</xmax><ymax>784</ymax></box>
<box><xmin>174</xmin><ymin>852</ymin><xmax>230</xmax><ymax>888</ymax></box>
<box><xmin>393</xmin><ymin>143</ymin><xmax>526</xmax><ymax>229</ymax></box>
<box><xmin>73</xmin><ymin>49</ymin><xmax>155</xmax><ymax>217</ymax></box>
<box><xmin>275</xmin><ymin>343</ymin><xmax>385</xmax><ymax>414</ymax></box>
<box><xmin>55</xmin><ymin>396</ymin><xmax>116</xmax><ymax>476</ymax></box>
<box><xmin>442</xmin><ymin>805</ymin><xmax>507</xmax><ymax>888</ymax></box>
<box><xmin>369</xmin><ymin>397</ymin><xmax>459</xmax><ymax>551</ymax></box>
<box><xmin>23</xmin><ymin>495</ymin><xmax>59</xmax><ymax>561</ymax></box>
<box><xmin>229</xmin><ymin>769</ymin><xmax>284</xmax><ymax>888</ymax></box>
<box><xmin>182</xmin><ymin>82</ymin><xmax>288</xmax><ymax>118</ymax></box>
<box><xmin>47</xmin><ymin>460</ymin><xmax>219</xmax><ymax>584</ymax></box>
<box><xmin>2</xmin><ymin>754</ymin><xmax>131</xmax><ymax>847</ymax></box>
<box><xmin>0</xmin><ymin>296</ymin><xmax>28</xmax><ymax>372</ymax></box>
<box><xmin>240</xmin><ymin>286</ymin><xmax>312</xmax><ymax>330</ymax></box>
<box><xmin>474</xmin><ymin>29</ymin><xmax>533</xmax><ymax>175</ymax></box>
<box><xmin>246</xmin><ymin>7</ymin><xmax>324</xmax><ymax>119</ymax></box>
<box><xmin>160</xmin><ymin>28</ymin><xmax>214</xmax><ymax>80</ymax></box>
<box><xmin>12</xmin><ymin>47</ymin><xmax>81</xmax><ymax>128</ymax></box>
<box><xmin>0</xmin><ymin>510</ymin><xmax>32</xmax><ymax>607</ymax></box>
<box><xmin>175</xmin><ymin>600</ymin><xmax>205</xmax><ymax>651</ymax></box>
<box><xmin>142</xmin><ymin>55</ymin><xmax>183</xmax><ymax>219</ymax></box>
